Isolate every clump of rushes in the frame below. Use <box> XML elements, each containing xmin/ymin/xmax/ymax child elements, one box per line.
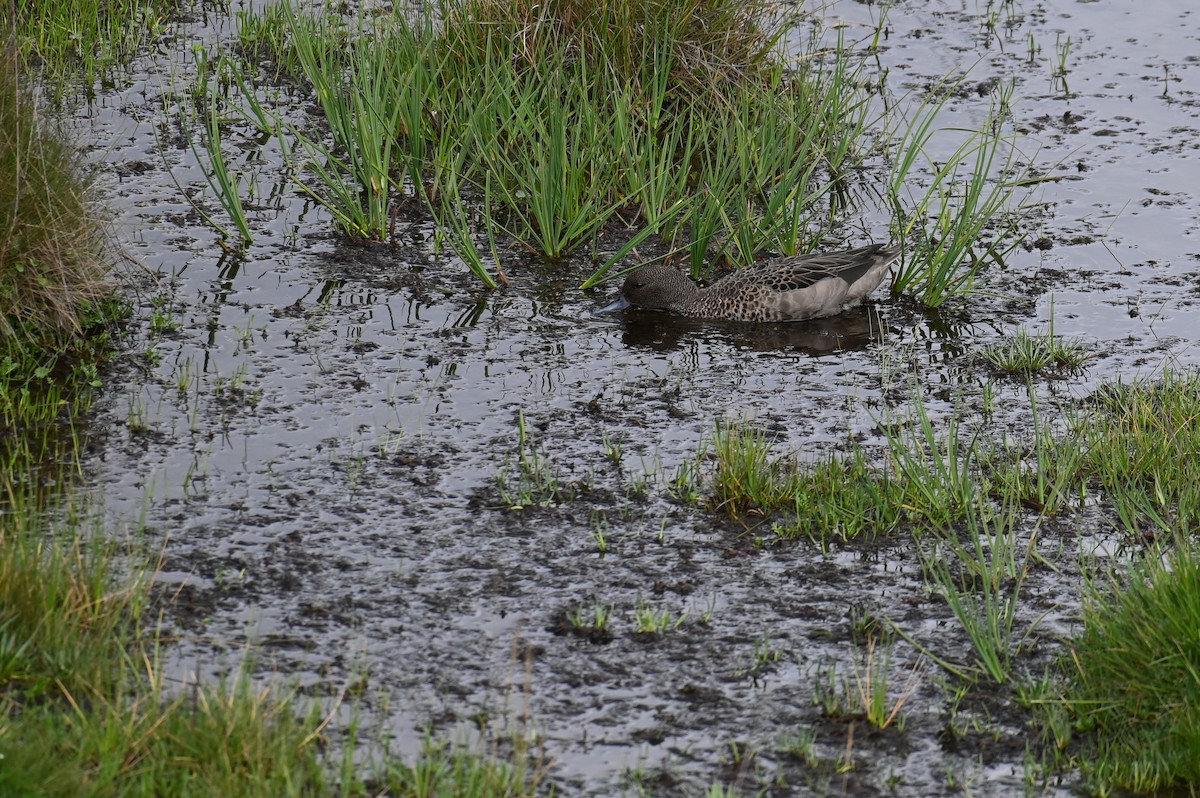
<box><xmin>245</xmin><ymin>0</ymin><xmax>872</xmax><ymax>280</ymax></box>
<box><xmin>1065</xmin><ymin>544</ymin><xmax>1200</xmax><ymax>793</ymax></box>
<box><xmin>887</xmin><ymin>78</ymin><xmax>1039</xmax><ymax>307</ymax></box>
<box><xmin>981</xmin><ymin>330</ymin><xmax>1089</xmax><ymax>375</ymax></box>
<box><xmin>980</xmin><ymin>327</ymin><xmax>1090</xmax><ymax>376</ymax></box>
<box><xmin>709</xmin><ymin>421</ymin><xmax>799</xmax><ymax>518</ymax></box>
<box><xmin>445</xmin><ymin>0</ymin><xmax>783</xmax><ymax>94</ymax></box>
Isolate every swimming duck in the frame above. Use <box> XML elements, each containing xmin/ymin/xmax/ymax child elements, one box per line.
<box><xmin>599</xmin><ymin>243</ymin><xmax>900</xmax><ymax>323</ymax></box>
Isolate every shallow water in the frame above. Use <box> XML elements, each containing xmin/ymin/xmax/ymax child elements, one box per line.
<box><xmin>77</xmin><ymin>0</ymin><xmax>1200</xmax><ymax>794</ymax></box>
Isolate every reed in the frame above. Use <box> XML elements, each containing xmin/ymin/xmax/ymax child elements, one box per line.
<box><xmin>887</xmin><ymin>80</ymin><xmax>1036</xmax><ymax>307</ymax></box>
<box><xmin>188</xmin><ymin>86</ymin><xmax>253</xmax><ymax>248</ymax></box>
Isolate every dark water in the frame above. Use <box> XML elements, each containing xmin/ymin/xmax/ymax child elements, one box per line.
<box><xmin>78</xmin><ymin>1</ymin><xmax>1200</xmax><ymax>794</ymax></box>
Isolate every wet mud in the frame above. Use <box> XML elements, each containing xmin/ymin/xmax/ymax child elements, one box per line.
<box><xmin>78</xmin><ymin>0</ymin><xmax>1200</xmax><ymax>795</ymax></box>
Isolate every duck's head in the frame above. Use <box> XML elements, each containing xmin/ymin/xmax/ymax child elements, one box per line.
<box><xmin>596</xmin><ymin>265</ymin><xmax>698</xmax><ymax>314</ymax></box>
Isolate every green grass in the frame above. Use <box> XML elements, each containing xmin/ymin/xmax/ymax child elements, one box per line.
<box><xmin>984</xmin><ymin>391</ymin><xmax>1087</xmax><ymax>515</ymax></box>
<box><xmin>231</xmin><ymin>0</ymin><xmax>877</xmax><ymax>281</ymax></box>
<box><xmin>0</xmin><ymin>521</ymin><xmax>147</xmax><ymax>697</ymax></box>
<box><xmin>709</xmin><ymin>421</ymin><xmax>799</xmax><ymax>518</ymax></box>
<box><xmin>698</xmin><ymin>370</ymin><xmax>1200</xmax><ymax>554</ymax></box>
<box><xmin>706</xmin><ymin>415</ymin><xmax>976</xmax><ymax>541</ymax></box>
<box><xmin>888</xmin><ymin>77</ymin><xmax>1038</xmax><ymax>307</ymax></box>
<box><xmin>0</xmin><ymin>506</ymin><xmax>548</xmax><ymax>797</ymax></box>
<box><xmin>883</xmin><ymin>401</ymin><xmax>981</xmax><ymax>530</ymax></box>
<box><xmin>1064</xmin><ymin>544</ymin><xmax>1200</xmax><ymax>792</ymax></box>
<box><xmin>497</xmin><ymin>412</ymin><xmax>579</xmax><ymax>510</ymax></box>
<box><xmin>782</xmin><ymin>451</ymin><xmax>903</xmax><ymax>544</ymax></box>
<box><xmin>980</xmin><ymin>328</ymin><xmax>1090</xmax><ymax>375</ymax></box>
<box><xmin>0</xmin><ymin>49</ymin><xmax>127</xmax><ymax>508</ymax></box>
<box><xmin>917</xmin><ymin>495</ymin><xmax>1031</xmax><ymax>684</ymax></box>
<box><xmin>12</xmin><ymin>0</ymin><xmax>173</xmax><ymax>91</ymax></box>
<box><xmin>1080</xmin><ymin>371</ymin><xmax>1200</xmax><ymax>537</ymax></box>
<box><xmin>633</xmin><ymin>596</ymin><xmax>686</xmax><ymax>635</ymax></box>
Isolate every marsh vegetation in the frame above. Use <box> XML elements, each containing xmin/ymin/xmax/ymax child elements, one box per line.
<box><xmin>5</xmin><ymin>0</ymin><xmax>1200</xmax><ymax>795</ymax></box>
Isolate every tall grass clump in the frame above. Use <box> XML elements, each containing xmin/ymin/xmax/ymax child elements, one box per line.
<box><xmin>709</xmin><ymin>421</ymin><xmax>799</xmax><ymax>517</ymax></box>
<box><xmin>0</xmin><ymin>50</ymin><xmax>124</xmax><ymax>495</ymax></box>
<box><xmin>1082</xmin><ymin>371</ymin><xmax>1200</xmax><ymax>536</ymax></box>
<box><xmin>882</xmin><ymin>400</ymin><xmax>981</xmax><ymax>529</ymax></box>
<box><xmin>0</xmin><ymin>521</ymin><xmax>147</xmax><ymax>697</ymax></box>
<box><xmin>0</xmin><ymin>51</ymin><xmax>111</xmax><ymax>349</ymax></box>
<box><xmin>887</xmin><ymin>81</ymin><xmax>1038</xmax><ymax>307</ymax></box>
<box><xmin>1064</xmin><ymin>544</ymin><xmax>1200</xmax><ymax>792</ymax></box>
<box><xmin>246</xmin><ymin>0</ymin><xmax>874</xmax><ymax>282</ymax></box>
<box><xmin>11</xmin><ymin>0</ymin><xmax>173</xmax><ymax>90</ymax></box>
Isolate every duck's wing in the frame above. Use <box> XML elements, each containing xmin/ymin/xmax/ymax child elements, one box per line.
<box><xmin>764</xmin><ymin>244</ymin><xmax>900</xmax><ymax>292</ymax></box>
<box><xmin>754</xmin><ymin>245</ymin><xmax>900</xmax><ymax>321</ymax></box>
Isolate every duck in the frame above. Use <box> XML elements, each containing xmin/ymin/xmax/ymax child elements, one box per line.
<box><xmin>598</xmin><ymin>243</ymin><xmax>900</xmax><ymax>323</ymax></box>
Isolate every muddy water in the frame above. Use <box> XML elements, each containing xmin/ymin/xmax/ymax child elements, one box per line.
<box><xmin>79</xmin><ymin>1</ymin><xmax>1200</xmax><ymax>795</ymax></box>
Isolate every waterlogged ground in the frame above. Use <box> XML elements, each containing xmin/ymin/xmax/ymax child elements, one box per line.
<box><xmin>79</xmin><ymin>1</ymin><xmax>1200</xmax><ymax>795</ymax></box>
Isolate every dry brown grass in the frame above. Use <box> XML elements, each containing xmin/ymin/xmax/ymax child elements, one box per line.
<box><xmin>0</xmin><ymin>50</ymin><xmax>111</xmax><ymax>347</ymax></box>
<box><xmin>441</xmin><ymin>0</ymin><xmax>787</xmax><ymax>95</ymax></box>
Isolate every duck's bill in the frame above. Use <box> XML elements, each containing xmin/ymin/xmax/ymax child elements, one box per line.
<box><xmin>594</xmin><ymin>295</ymin><xmax>630</xmax><ymax>315</ymax></box>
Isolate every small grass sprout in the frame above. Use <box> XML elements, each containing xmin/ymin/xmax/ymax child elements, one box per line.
<box><xmin>1051</xmin><ymin>34</ymin><xmax>1073</xmax><ymax>95</ymax></box>
<box><xmin>736</xmin><ymin>631</ymin><xmax>781</xmax><ymax>686</ymax></box>
<box><xmin>778</xmin><ymin>728</ymin><xmax>821</xmax><ymax>769</ymax></box>
<box><xmin>496</xmin><ymin>412</ymin><xmax>575</xmax><ymax>510</ymax></box>
<box><xmin>633</xmin><ymin>596</ymin><xmax>686</xmax><ymax>635</ymax></box>
<box><xmin>981</xmin><ymin>328</ymin><xmax>1089</xmax><ymax>375</ymax></box>
<box><xmin>568</xmin><ymin>602</ymin><xmax>614</xmax><ymax>643</ymax></box>
<box><xmin>848</xmin><ymin>636</ymin><xmax>923</xmax><ymax>731</ymax></box>
<box><xmin>590</xmin><ymin>513</ymin><xmax>609</xmax><ymax>554</ymax></box>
